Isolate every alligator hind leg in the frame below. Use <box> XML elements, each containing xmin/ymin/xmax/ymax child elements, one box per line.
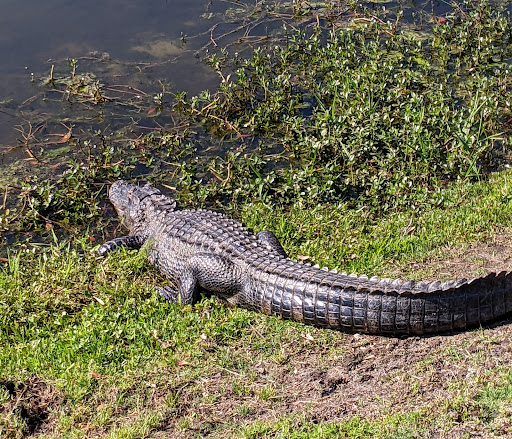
<box><xmin>97</xmin><ymin>234</ymin><xmax>146</xmax><ymax>256</ymax></box>
<box><xmin>157</xmin><ymin>286</ymin><xmax>180</xmax><ymax>303</ymax></box>
<box><xmin>159</xmin><ymin>252</ymin><xmax>241</xmax><ymax>305</ymax></box>
<box><xmin>257</xmin><ymin>231</ymin><xmax>288</xmax><ymax>257</ymax></box>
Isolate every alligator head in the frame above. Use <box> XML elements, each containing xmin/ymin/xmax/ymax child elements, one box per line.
<box><xmin>108</xmin><ymin>180</ymin><xmax>162</xmax><ymax>232</ymax></box>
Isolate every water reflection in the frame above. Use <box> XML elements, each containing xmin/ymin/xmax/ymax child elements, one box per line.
<box><xmin>0</xmin><ymin>0</ymin><xmax>231</xmax><ymax>147</ymax></box>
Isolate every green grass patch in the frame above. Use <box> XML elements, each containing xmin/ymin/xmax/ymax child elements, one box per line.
<box><xmin>2</xmin><ymin>168</ymin><xmax>512</xmax><ymax>437</ymax></box>
<box><xmin>240</xmin><ymin>411</ymin><xmax>432</xmax><ymax>439</ymax></box>
<box><xmin>241</xmin><ymin>169</ymin><xmax>512</xmax><ymax>276</ymax></box>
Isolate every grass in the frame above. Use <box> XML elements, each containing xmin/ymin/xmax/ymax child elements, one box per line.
<box><xmin>242</xmin><ymin>169</ymin><xmax>512</xmax><ymax>277</ymax></box>
<box><xmin>2</xmin><ymin>169</ymin><xmax>512</xmax><ymax>437</ymax></box>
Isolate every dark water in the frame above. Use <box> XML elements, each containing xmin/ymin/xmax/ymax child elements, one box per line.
<box><xmin>0</xmin><ymin>0</ymin><xmax>464</xmax><ymax>164</ymax></box>
<box><xmin>0</xmin><ymin>0</ymin><xmax>259</xmax><ymax>149</ymax></box>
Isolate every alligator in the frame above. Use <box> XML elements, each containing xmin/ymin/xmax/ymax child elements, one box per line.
<box><xmin>98</xmin><ymin>180</ymin><xmax>512</xmax><ymax>335</ymax></box>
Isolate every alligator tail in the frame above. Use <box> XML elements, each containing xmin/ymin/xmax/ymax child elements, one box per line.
<box><xmin>250</xmin><ymin>267</ymin><xmax>512</xmax><ymax>335</ymax></box>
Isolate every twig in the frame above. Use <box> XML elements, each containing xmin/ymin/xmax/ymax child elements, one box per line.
<box><xmin>0</xmin><ymin>108</ymin><xmax>16</xmax><ymax>118</ymax></box>
<box><xmin>219</xmin><ymin>367</ymin><xmax>242</xmax><ymax>377</ymax></box>
<box><xmin>210</xmin><ymin>28</ymin><xmax>218</xmax><ymax>47</ymax></box>
<box><xmin>452</xmin><ymin>1</ymin><xmax>467</xmax><ymax>16</ymax></box>
<box><xmin>20</xmin><ymin>93</ymin><xmax>42</xmax><ymax>107</ymax></box>
<box><xmin>104</xmin><ymin>84</ymin><xmax>148</xmax><ymax>96</ymax></box>
<box><xmin>250</xmin><ymin>324</ymin><xmax>265</xmax><ymax>339</ymax></box>
<box><xmin>1</xmin><ymin>187</ymin><xmax>7</xmax><ymax>210</ymax></box>
<box><xmin>222</xmin><ymin>161</ymin><xmax>231</xmax><ymax>187</ymax></box>
<box><xmin>15</xmin><ymin>122</ymin><xmax>45</xmax><ymax>162</ymax></box>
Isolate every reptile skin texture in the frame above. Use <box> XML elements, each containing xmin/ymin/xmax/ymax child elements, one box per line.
<box><xmin>98</xmin><ymin>180</ymin><xmax>512</xmax><ymax>335</ymax></box>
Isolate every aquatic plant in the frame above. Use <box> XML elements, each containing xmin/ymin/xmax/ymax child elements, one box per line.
<box><xmin>176</xmin><ymin>0</ymin><xmax>512</xmax><ymax>211</ymax></box>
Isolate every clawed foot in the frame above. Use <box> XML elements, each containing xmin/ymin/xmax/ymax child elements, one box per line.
<box><xmin>156</xmin><ymin>286</ymin><xmax>179</xmax><ymax>303</ymax></box>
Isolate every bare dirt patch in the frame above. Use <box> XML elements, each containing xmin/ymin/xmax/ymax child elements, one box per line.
<box><xmin>148</xmin><ymin>325</ymin><xmax>512</xmax><ymax>438</ymax></box>
<box><xmin>0</xmin><ymin>377</ymin><xmax>64</xmax><ymax>438</ymax></box>
<box><xmin>392</xmin><ymin>232</ymin><xmax>512</xmax><ymax>281</ymax></box>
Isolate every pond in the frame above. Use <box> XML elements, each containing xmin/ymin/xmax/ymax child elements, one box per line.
<box><xmin>0</xmin><ymin>0</ymin><xmax>457</xmax><ymax>154</ymax></box>
<box><xmin>0</xmin><ymin>0</ymin><xmax>324</xmax><ymax>241</ymax></box>
<box><xmin>0</xmin><ymin>0</ymin><xmax>260</xmax><ymax>152</ymax></box>
<box><xmin>2</xmin><ymin>1</ymin><xmax>327</xmax><ymax>167</ymax></box>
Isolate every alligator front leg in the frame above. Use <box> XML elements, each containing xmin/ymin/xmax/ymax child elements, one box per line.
<box><xmin>158</xmin><ymin>252</ymin><xmax>242</xmax><ymax>305</ymax></box>
<box><xmin>257</xmin><ymin>231</ymin><xmax>288</xmax><ymax>257</ymax></box>
<box><xmin>97</xmin><ymin>234</ymin><xmax>147</xmax><ymax>256</ymax></box>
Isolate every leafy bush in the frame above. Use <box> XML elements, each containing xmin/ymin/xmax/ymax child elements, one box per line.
<box><xmin>176</xmin><ymin>1</ymin><xmax>512</xmax><ymax>211</ymax></box>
